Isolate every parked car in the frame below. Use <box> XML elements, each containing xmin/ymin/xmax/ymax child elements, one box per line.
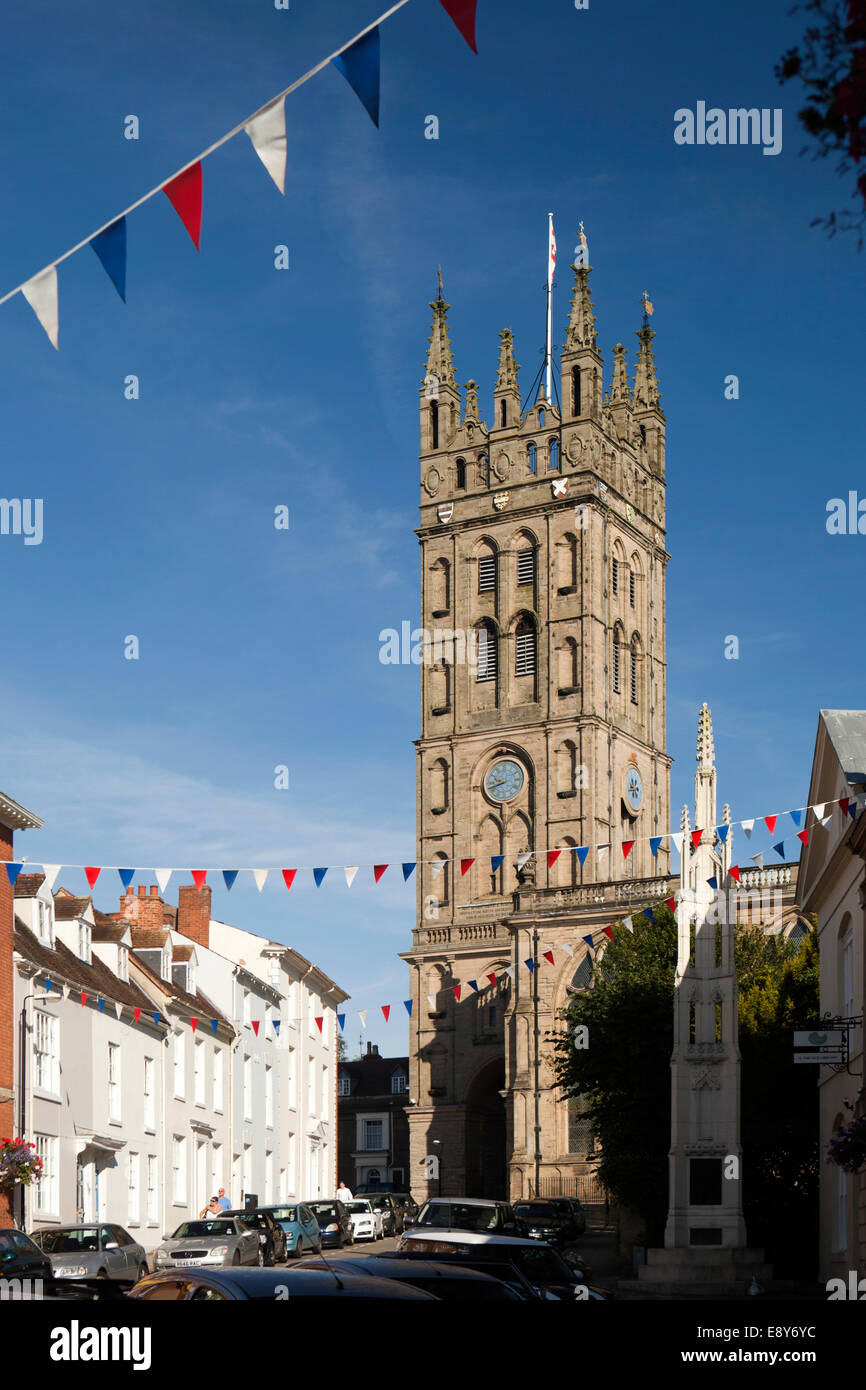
<box><xmin>305</xmin><ymin>1200</ymin><xmax>354</xmax><ymax>1249</ymax></box>
<box><xmin>304</xmin><ymin>1254</ymin><xmax>526</xmax><ymax>1301</ymax></box>
<box><xmin>0</xmin><ymin>1228</ymin><xmax>51</xmax><ymax>1282</ymax></box>
<box><xmin>153</xmin><ymin>1217</ymin><xmax>261</xmax><ymax>1271</ymax></box>
<box><xmin>512</xmin><ymin>1199</ymin><xmax>578</xmax><ymax>1248</ymax></box>
<box><xmin>390</xmin><ymin>1193</ymin><xmax>420</xmax><ymax>1227</ymax></box>
<box><xmin>128</xmin><ymin>1267</ymin><xmax>438</xmax><ymax>1301</ymax></box>
<box><xmin>556</xmin><ymin>1196</ymin><xmax>587</xmax><ymax>1236</ymax></box>
<box><xmin>32</xmin><ymin>1224</ymin><xmax>148</xmax><ymax>1282</ymax></box>
<box><xmin>395</xmin><ymin>1229</ymin><xmax>603</xmax><ymax>1299</ymax></box>
<box><xmin>343</xmin><ymin>1199</ymin><xmax>385</xmax><ymax>1242</ymax></box>
<box><xmin>257</xmin><ymin>1204</ymin><xmax>322</xmax><ymax>1258</ymax></box>
<box><xmin>224</xmin><ymin>1209</ymin><xmax>286</xmax><ymax>1266</ymax></box>
<box><xmin>363</xmin><ymin>1191</ymin><xmax>404</xmax><ymax>1236</ymax></box>
<box><xmin>408</xmin><ymin>1198</ymin><xmax>523</xmax><ymax>1238</ymax></box>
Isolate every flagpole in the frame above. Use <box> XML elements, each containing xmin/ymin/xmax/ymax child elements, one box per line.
<box><xmin>545</xmin><ymin>212</ymin><xmax>554</xmax><ymax>402</ymax></box>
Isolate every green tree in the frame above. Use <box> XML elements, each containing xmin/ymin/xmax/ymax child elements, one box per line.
<box><xmin>551</xmin><ymin>909</ymin><xmax>819</xmax><ymax>1269</ymax></box>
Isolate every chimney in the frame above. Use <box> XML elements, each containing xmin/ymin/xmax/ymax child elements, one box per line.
<box><xmin>365</xmin><ymin>1041</ymin><xmax>379</xmax><ymax>1058</ymax></box>
<box><xmin>119</xmin><ymin>883</ymin><xmax>168</xmax><ymax>932</ymax></box>
<box><xmin>177</xmin><ymin>884</ymin><xmax>212</xmax><ymax>949</ymax></box>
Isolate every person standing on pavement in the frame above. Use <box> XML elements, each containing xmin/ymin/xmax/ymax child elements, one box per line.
<box><xmin>336</xmin><ymin>1179</ymin><xmax>353</xmax><ymax>1202</ymax></box>
<box><xmin>217</xmin><ymin>1188</ymin><xmax>231</xmax><ymax>1212</ymax></box>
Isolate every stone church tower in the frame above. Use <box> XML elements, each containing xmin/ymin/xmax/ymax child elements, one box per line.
<box><xmin>401</xmin><ymin>249</ymin><xmax>674</xmax><ymax>1200</ymax></box>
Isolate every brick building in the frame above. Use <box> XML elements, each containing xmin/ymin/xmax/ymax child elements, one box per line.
<box><xmin>337</xmin><ymin>1043</ymin><xmax>410</xmax><ymax>1192</ymax></box>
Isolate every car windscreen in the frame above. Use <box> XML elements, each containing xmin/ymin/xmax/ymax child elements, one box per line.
<box><xmin>36</xmin><ymin>1229</ymin><xmax>100</xmax><ymax>1253</ymax></box>
<box><xmin>345</xmin><ymin>1202</ymin><xmax>372</xmax><ymax>1214</ymax></box>
<box><xmin>509</xmin><ymin>1244</ymin><xmax>575</xmax><ymax>1282</ymax></box>
<box><xmin>235</xmin><ymin>1213</ymin><xmax>267</xmax><ymax>1229</ymax></box>
<box><xmin>309</xmin><ymin>1204</ymin><xmax>338</xmax><ymax>1219</ymax></box>
<box><xmin>416</xmin><ymin>1202</ymin><xmax>499</xmax><ymax>1231</ymax></box>
<box><xmin>514</xmin><ymin>1203</ymin><xmax>559</xmax><ymax>1219</ymax></box>
<box><xmin>171</xmin><ymin>1221</ymin><xmax>235</xmax><ymax>1239</ymax></box>
<box><xmin>267</xmin><ymin>1208</ymin><xmax>297</xmax><ymax>1223</ymax></box>
<box><xmin>365</xmin><ymin>1196</ymin><xmax>390</xmax><ymax>1210</ymax></box>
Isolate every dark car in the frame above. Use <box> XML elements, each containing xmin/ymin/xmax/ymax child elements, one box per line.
<box><xmin>390</xmin><ymin>1193</ymin><xmax>420</xmax><ymax>1227</ymax></box>
<box><xmin>409</xmin><ymin>1197</ymin><xmax>523</xmax><ymax>1238</ymax></box>
<box><xmin>0</xmin><ymin>1228</ymin><xmax>51</xmax><ymax>1282</ymax></box>
<box><xmin>512</xmin><ymin>1199</ymin><xmax>577</xmax><ymax>1248</ymax></box>
<box><xmin>305</xmin><ymin>1200</ymin><xmax>354</xmax><ymax>1249</ymax></box>
<box><xmin>363</xmin><ymin>1191</ymin><xmax>404</xmax><ymax>1236</ymax></box>
<box><xmin>303</xmin><ymin>1255</ymin><xmax>526</xmax><ymax>1301</ymax></box>
<box><xmin>224</xmin><ymin>1209</ymin><xmax>287</xmax><ymax>1266</ymax></box>
<box><xmin>398</xmin><ymin>1230</ymin><xmax>598</xmax><ymax>1299</ymax></box>
<box><xmin>554</xmin><ymin>1196</ymin><xmax>587</xmax><ymax>1236</ymax></box>
<box><xmin>128</xmin><ymin>1267</ymin><xmax>437</xmax><ymax>1301</ymax></box>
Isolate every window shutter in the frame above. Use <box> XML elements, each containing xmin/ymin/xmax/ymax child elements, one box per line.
<box><xmin>517</xmin><ymin>548</ymin><xmax>534</xmax><ymax>586</ymax></box>
<box><xmin>476</xmin><ymin>626</ymin><xmax>497</xmax><ymax>682</ymax></box>
<box><xmin>515</xmin><ymin>624</ymin><xmax>536</xmax><ymax>677</ymax></box>
<box><xmin>612</xmin><ymin>557</ymin><xmax>618</xmax><ymax>595</ymax></box>
<box><xmin>478</xmin><ymin>555</ymin><xmax>496</xmax><ymax>592</ymax></box>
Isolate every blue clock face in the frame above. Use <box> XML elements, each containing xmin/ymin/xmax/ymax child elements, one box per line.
<box><xmin>624</xmin><ymin>766</ymin><xmax>643</xmax><ymax>814</ymax></box>
<box><xmin>485</xmin><ymin>759</ymin><xmax>524</xmax><ymax>803</ymax></box>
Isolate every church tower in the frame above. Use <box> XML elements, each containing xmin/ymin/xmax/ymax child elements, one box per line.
<box><xmin>403</xmin><ymin>246</ymin><xmax>672</xmax><ymax>1199</ymax></box>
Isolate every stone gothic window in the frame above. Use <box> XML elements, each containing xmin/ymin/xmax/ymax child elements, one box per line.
<box><xmin>558</xmin><ymin>533</ymin><xmax>578</xmax><ymax>590</ymax></box>
<box><xmin>514</xmin><ymin>618</ymin><xmax>537</xmax><ymax>677</ymax></box>
<box><xmin>612</xmin><ymin>557</ymin><xmax>619</xmax><ymax>596</ymax></box>
<box><xmin>517</xmin><ymin>545</ymin><xmax>535</xmax><ymax>588</ymax></box>
<box><xmin>456</xmin><ymin>458</ymin><xmax>466</xmax><ymax>490</ymax></box>
<box><xmin>568</xmin><ymin>1097</ymin><xmax>593</xmax><ymax>1155</ymax></box>
<box><xmin>476</xmin><ymin>621</ymin><xmax>498</xmax><ymax>682</ymax></box>
<box><xmin>571</xmin><ymin>956</ymin><xmax>592</xmax><ymax>989</ymax></box>
<box><xmin>612</xmin><ymin>624</ymin><xmax>623</xmax><ymax>694</ymax></box>
<box><xmin>539</xmin><ymin>408</ymin><xmax>546</xmax><ymax>428</ymax></box>
<box><xmin>630</xmin><ymin>636</ymin><xmax>639</xmax><ymax>705</ymax></box>
<box><xmin>527</xmin><ymin>442</ymin><xmax>537</xmax><ymax>474</ymax></box>
<box><xmin>572</xmin><ymin>366</ymin><xmax>581</xmax><ymax>415</ymax></box>
<box><xmin>548</xmin><ymin>438</ymin><xmax>559</xmax><ymax>471</ymax></box>
<box><xmin>500</xmin><ymin>399</ymin><xmax>507</xmax><ymax>427</ymax></box>
<box><xmin>430</xmin><ymin>401</ymin><xmax>439</xmax><ymax>449</ymax></box>
<box><xmin>430</xmin><ymin>758</ymin><xmax>449</xmax><ymax>812</ymax></box>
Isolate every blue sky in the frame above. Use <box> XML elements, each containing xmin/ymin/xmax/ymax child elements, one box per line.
<box><xmin>0</xmin><ymin>0</ymin><xmax>863</xmax><ymax>1056</ymax></box>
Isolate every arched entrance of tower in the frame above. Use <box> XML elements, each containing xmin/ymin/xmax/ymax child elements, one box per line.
<box><xmin>464</xmin><ymin>1057</ymin><xmax>506</xmax><ymax>1199</ymax></box>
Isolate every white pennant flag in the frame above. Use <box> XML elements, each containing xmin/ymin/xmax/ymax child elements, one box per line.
<box><xmin>741</xmin><ymin>819</ymin><xmax>755</xmax><ymax>839</ymax></box>
<box><xmin>812</xmin><ymin>803</ymin><xmax>825</xmax><ymax>821</ymax></box>
<box><xmin>114</xmin><ymin>1002</ymin><xmax>123</xmax><ymax>1019</ymax></box>
<box><xmin>155</xmin><ymin>869</ymin><xmax>172</xmax><ymax>894</ymax></box>
<box><xmin>41</xmin><ymin>864</ymin><xmax>61</xmax><ymax>892</ymax></box>
<box><xmin>22</xmin><ymin>266</ymin><xmax>59</xmax><ymax>349</ymax></box>
<box><xmin>426</xmin><ymin>994</ymin><xmax>437</xmax><ymax>1010</ymax></box>
<box><xmin>561</xmin><ymin>942</ymin><xmax>574</xmax><ymax>956</ymax></box>
<box><xmin>623</xmin><ymin>916</ymin><xmax>634</xmax><ymax>932</ymax></box>
<box><xmin>516</xmin><ymin>851</ymin><xmax>533</xmax><ymax>871</ymax></box>
<box><xmin>820</xmin><ymin>815</ymin><xmax>833</xmax><ymax>831</ymax></box>
<box><xmin>504</xmin><ymin>966</ymin><xmax>516</xmax><ymax>980</ymax></box>
<box><xmin>344</xmin><ymin>866</ymin><xmax>359</xmax><ymax>888</ymax></box>
<box><xmin>245</xmin><ymin>95</ymin><xmax>288</xmax><ymax>195</ymax></box>
<box><xmin>670</xmin><ymin>833</ymin><xmax>683</xmax><ymax>858</ymax></box>
<box><xmin>253</xmin><ymin>869</ymin><xmax>269</xmax><ymax>893</ymax></box>
<box><xmin>358</xmin><ymin>1009</ymin><xmax>367</xmax><ymax>1027</ymax></box>
<box><xmin>429</xmin><ymin>860</ymin><xmax>446</xmax><ymax>879</ymax></box>
<box><xmin>597</xmin><ymin>844</ymin><xmax>609</xmax><ymax>864</ymax></box>
<box><xmin>751</xmin><ymin>853</ymin><xmax>764</xmax><ymax>868</ymax></box>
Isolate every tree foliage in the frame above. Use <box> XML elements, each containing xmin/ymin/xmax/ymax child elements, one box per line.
<box><xmin>776</xmin><ymin>0</ymin><xmax>866</xmax><ymax>243</ymax></box>
<box><xmin>551</xmin><ymin>909</ymin><xmax>820</xmax><ymax>1269</ymax></box>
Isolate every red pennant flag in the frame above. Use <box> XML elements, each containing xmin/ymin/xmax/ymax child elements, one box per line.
<box><xmin>84</xmin><ymin>866</ymin><xmax>101</xmax><ymax>889</ymax></box>
<box><xmin>797</xmin><ymin>828</ymin><xmax>809</xmax><ymax>846</ymax></box>
<box><xmin>314</xmin><ymin>1016</ymin><xmax>323</xmax><ymax>1033</ymax></box>
<box><xmin>80</xmin><ymin>991</ymin><xmax>88</xmax><ymax>1007</ymax></box>
<box><xmin>191</xmin><ymin>869</ymin><xmax>207</xmax><ymax>890</ymax></box>
<box><xmin>373</xmin><ymin>864</ymin><xmax>388</xmax><ymax>883</ymax></box>
<box><xmin>190</xmin><ymin>1017</ymin><xmax>198</xmax><ymax>1032</ymax></box>
<box><xmin>764</xmin><ymin>815</ymin><xmax>777</xmax><ymax>835</ymax></box>
<box><xmin>664</xmin><ymin>896</ymin><xmax>676</xmax><ymax>910</ymax></box>
<box><xmin>486</xmin><ymin>972</ymin><xmax>497</xmax><ymax>987</ymax></box>
<box><xmin>282</xmin><ymin>869</ymin><xmax>297</xmax><ymax>891</ymax></box>
<box><xmin>381</xmin><ymin>1005</ymin><xmax>390</xmax><ymax>1022</ymax></box>
<box><xmin>839</xmin><ymin>798</ymin><xmax>849</xmax><ymax>817</ymax></box>
<box><xmin>251</xmin><ymin>1020</ymin><xmax>260</xmax><ymax>1036</ymax></box>
<box><xmin>691</xmin><ymin>830</ymin><xmax>703</xmax><ymax>849</ymax></box>
<box><xmin>543</xmin><ymin>950</ymin><xmax>554</xmax><ymax>965</ymax></box>
<box><xmin>547</xmin><ymin>850</ymin><xmax>561</xmax><ymax>869</ymax></box>
<box><xmin>439</xmin><ymin>0</ymin><xmax>479</xmax><ymax>53</ymax></box>
<box><xmin>622</xmin><ymin>841</ymin><xmax>634</xmax><ymax>859</ymax></box>
<box><xmin>452</xmin><ymin>985</ymin><xmax>461</xmax><ymax>1001</ymax></box>
<box><xmin>133</xmin><ymin>1007</ymin><xmax>141</xmax><ymax>1023</ymax></box>
<box><xmin>728</xmin><ymin>865</ymin><xmax>741</xmax><ymax>882</ymax></box>
<box><xmin>163</xmin><ymin>162</ymin><xmax>202</xmax><ymax>250</ymax></box>
<box><xmin>460</xmin><ymin>858</ymin><xmax>475</xmax><ymax>876</ymax></box>
<box><xmin>602</xmin><ymin>926</ymin><xmax>613</xmax><ymax>941</ymax></box>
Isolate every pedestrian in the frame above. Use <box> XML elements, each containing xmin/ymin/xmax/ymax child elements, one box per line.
<box><xmin>216</xmin><ymin>1187</ymin><xmax>231</xmax><ymax>1212</ymax></box>
<box><xmin>336</xmin><ymin>1179</ymin><xmax>353</xmax><ymax>1202</ymax></box>
<box><xmin>199</xmin><ymin>1196</ymin><xmax>223</xmax><ymax>1219</ymax></box>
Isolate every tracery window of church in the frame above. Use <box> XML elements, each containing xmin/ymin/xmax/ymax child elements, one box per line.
<box><xmin>567</xmin><ymin>1097</ymin><xmax>593</xmax><ymax>1155</ymax></box>
<box><xmin>571</xmin><ymin>956</ymin><xmax>592</xmax><ymax>989</ymax></box>
<box><xmin>476</xmin><ymin>622</ymin><xmax>498</xmax><ymax>682</ymax></box>
<box><xmin>517</xmin><ymin>546</ymin><xmax>535</xmax><ymax>587</ymax></box>
<box><xmin>456</xmin><ymin>458</ymin><xmax>466</xmax><ymax>490</ymax></box>
<box><xmin>548</xmin><ymin>438</ymin><xmax>559</xmax><ymax>471</ymax></box>
<box><xmin>527</xmin><ymin>442</ymin><xmax>537</xmax><ymax>474</ymax></box>
<box><xmin>514</xmin><ymin>619</ymin><xmax>537</xmax><ymax>677</ymax></box>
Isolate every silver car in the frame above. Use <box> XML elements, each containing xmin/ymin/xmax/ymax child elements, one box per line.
<box><xmin>32</xmin><ymin>1223</ymin><xmax>148</xmax><ymax>1281</ymax></box>
<box><xmin>154</xmin><ymin>1217</ymin><xmax>262</xmax><ymax>1271</ymax></box>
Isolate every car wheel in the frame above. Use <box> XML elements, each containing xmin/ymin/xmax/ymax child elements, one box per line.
<box><xmin>232</xmin><ymin>1250</ymin><xmax>241</xmax><ymax>1266</ymax></box>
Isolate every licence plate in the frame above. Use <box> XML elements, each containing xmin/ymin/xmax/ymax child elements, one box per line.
<box><xmin>174</xmin><ymin>1258</ymin><xmax>202</xmax><ymax>1267</ymax></box>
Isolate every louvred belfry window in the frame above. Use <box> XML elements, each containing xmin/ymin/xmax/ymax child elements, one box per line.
<box><xmin>517</xmin><ymin>548</ymin><xmax>534</xmax><ymax>586</ymax></box>
<box><xmin>515</xmin><ymin>620</ymin><xmax>536</xmax><ymax>677</ymax></box>
<box><xmin>478</xmin><ymin>555</ymin><xmax>496</xmax><ymax>593</ymax></box>
<box><xmin>612</xmin><ymin>558</ymin><xmax>619</xmax><ymax>595</ymax></box>
<box><xmin>613</xmin><ymin>634</ymin><xmax>621</xmax><ymax>694</ymax></box>
<box><xmin>476</xmin><ymin>625</ymin><xmax>497</xmax><ymax>682</ymax></box>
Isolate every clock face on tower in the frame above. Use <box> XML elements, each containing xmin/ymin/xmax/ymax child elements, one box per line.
<box><xmin>623</xmin><ymin>765</ymin><xmax>643</xmax><ymax>816</ymax></box>
<box><xmin>485</xmin><ymin>759</ymin><xmax>524</xmax><ymax>803</ymax></box>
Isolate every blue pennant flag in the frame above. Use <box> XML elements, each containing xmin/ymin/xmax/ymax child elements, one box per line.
<box><xmin>223</xmin><ymin>870</ymin><xmax>238</xmax><ymax>891</ymax></box>
<box><xmin>402</xmin><ymin>863</ymin><xmax>416</xmax><ymax>881</ymax></box>
<box><xmin>716</xmin><ymin>825</ymin><xmax>729</xmax><ymax>844</ymax></box>
<box><xmin>525</xmin><ymin>958</ymin><xmax>534</xmax><ymax>973</ymax></box>
<box><xmin>490</xmin><ymin>855</ymin><xmax>504</xmax><ymax>873</ymax></box>
<box><xmin>97</xmin><ymin>998</ymin><xmax>105</xmax><ymax>1012</ymax></box>
<box><xmin>5</xmin><ymin>862</ymin><xmax>23</xmax><ymax>886</ymax></box>
<box><xmin>582</xmin><ymin>933</ymin><xmax>595</xmax><ymax>950</ymax></box>
<box><xmin>468</xmin><ymin>980</ymin><xmax>479</xmax><ymax>993</ymax></box>
<box><xmin>790</xmin><ymin>809</ymin><xmax>803</xmax><ymax>828</ymax></box>
<box><xmin>332</xmin><ymin>27</ymin><xmax>380</xmax><ymax>126</ymax></box>
<box><xmin>403</xmin><ymin>1000</ymin><xmax>412</xmax><ymax>1016</ymax></box>
<box><xmin>337</xmin><ymin>1013</ymin><xmax>346</xmax><ymax>1032</ymax></box>
<box><xmin>45</xmin><ymin>979</ymin><xmax>53</xmax><ymax>993</ymax></box>
<box><xmin>273</xmin><ymin>1019</ymin><xmax>281</xmax><ymax>1036</ymax></box>
<box><xmin>773</xmin><ymin>841</ymin><xmax>786</xmax><ymax>858</ymax></box>
<box><xmin>118</xmin><ymin>868</ymin><xmax>135</xmax><ymax>889</ymax></box>
<box><xmin>91</xmin><ymin>216</ymin><xmax>127</xmax><ymax>301</ymax></box>
<box><xmin>848</xmin><ymin>801</ymin><xmax>858</xmax><ymax>819</ymax></box>
<box><xmin>576</xmin><ymin>846</ymin><xmax>589</xmax><ymax>866</ymax></box>
<box><xmin>152</xmin><ymin>1011</ymin><xmax>161</xmax><ymax>1027</ymax></box>
<box><xmin>643</xmin><ymin>908</ymin><xmax>655</xmax><ymax>923</ymax></box>
<box><xmin>707</xmin><ymin>876</ymin><xmax>718</xmax><ymax>891</ymax></box>
<box><xmin>209</xmin><ymin>1019</ymin><xmax>218</xmax><ymax>1035</ymax></box>
<box><xmin>649</xmin><ymin>837</ymin><xmax>662</xmax><ymax>857</ymax></box>
<box><xmin>313</xmin><ymin>867</ymin><xmax>328</xmax><ymax>888</ymax></box>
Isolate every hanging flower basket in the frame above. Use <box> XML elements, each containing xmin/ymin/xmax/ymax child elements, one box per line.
<box><xmin>825</xmin><ymin>1116</ymin><xmax>866</xmax><ymax>1174</ymax></box>
<box><xmin>0</xmin><ymin>1138</ymin><xmax>43</xmax><ymax>1192</ymax></box>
